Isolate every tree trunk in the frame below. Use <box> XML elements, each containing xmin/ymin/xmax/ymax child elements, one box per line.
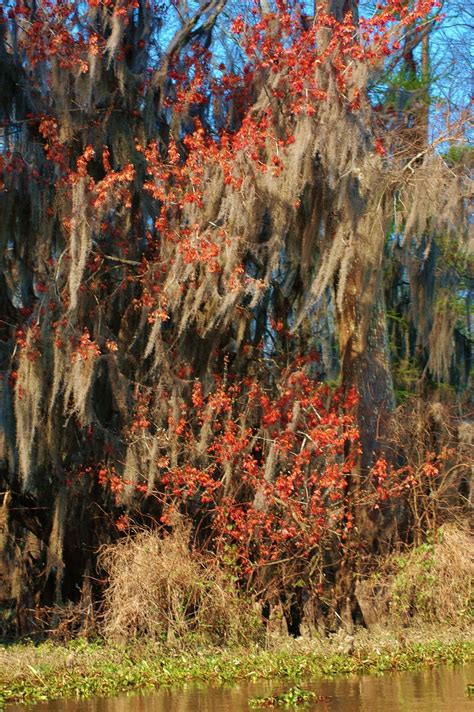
<box><xmin>334</xmin><ymin>227</ymin><xmax>396</xmax><ymax>621</ymax></box>
<box><xmin>339</xmin><ymin>271</ymin><xmax>395</xmax><ymax>470</ymax></box>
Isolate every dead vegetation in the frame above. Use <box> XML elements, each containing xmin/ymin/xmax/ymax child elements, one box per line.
<box><xmin>355</xmin><ymin>523</ymin><xmax>473</xmax><ymax>628</ymax></box>
<box><xmin>98</xmin><ymin>518</ymin><xmax>262</xmax><ymax>647</ymax></box>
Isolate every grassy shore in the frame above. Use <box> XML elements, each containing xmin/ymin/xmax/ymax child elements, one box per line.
<box><xmin>0</xmin><ymin>625</ymin><xmax>472</xmax><ymax>707</ymax></box>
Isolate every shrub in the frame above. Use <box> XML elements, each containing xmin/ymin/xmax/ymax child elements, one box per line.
<box><xmin>99</xmin><ymin>517</ymin><xmax>262</xmax><ymax>646</ymax></box>
<box><xmin>356</xmin><ymin>524</ymin><xmax>473</xmax><ymax>627</ymax></box>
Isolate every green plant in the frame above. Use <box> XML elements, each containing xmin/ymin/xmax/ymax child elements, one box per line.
<box><xmin>0</xmin><ymin>634</ymin><xmax>472</xmax><ymax>706</ymax></box>
<box><xmin>249</xmin><ymin>686</ymin><xmax>317</xmax><ymax>708</ymax></box>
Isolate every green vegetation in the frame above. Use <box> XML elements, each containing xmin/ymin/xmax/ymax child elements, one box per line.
<box><xmin>361</xmin><ymin>525</ymin><xmax>473</xmax><ymax>627</ymax></box>
<box><xmin>1</xmin><ymin>524</ymin><xmax>471</xmax><ymax>708</ymax></box>
<box><xmin>442</xmin><ymin>144</ymin><xmax>474</xmax><ymax>167</ymax></box>
<box><xmin>249</xmin><ymin>685</ymin><xmax>317</xmax><ymax>708</ymax></box>
<box><xmin>0</xmin><ymin>630</ymin><xmax>472</xmax><ymax>707</ymax></box>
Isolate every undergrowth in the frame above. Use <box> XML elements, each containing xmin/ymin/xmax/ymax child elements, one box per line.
<box><xmin>99</xmin><ymin>519</ymin><xmax>262</xmax><ymax>646</ymax></box>
<box><xmin>359</xmin><ymin>524</ymin><xmax>473</xmax><ymax>626</ymax></box>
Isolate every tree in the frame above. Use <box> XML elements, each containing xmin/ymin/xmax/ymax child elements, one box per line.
<box><xmin>0</xmin><ymin>0</ymin><xmax>470</xmax><ymax>637</ymax></box>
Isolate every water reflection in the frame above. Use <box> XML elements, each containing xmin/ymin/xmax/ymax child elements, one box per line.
<box><xmin>9</xmin><ymin>663</ymin><xmax>473</xmax><ymax>712</ymax></box>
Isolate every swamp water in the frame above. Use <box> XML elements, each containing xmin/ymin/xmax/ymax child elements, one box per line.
<box><xmin>9</xmin><ymin>663</ymin><xmax>474</xmax><ymax>711</ymax></box>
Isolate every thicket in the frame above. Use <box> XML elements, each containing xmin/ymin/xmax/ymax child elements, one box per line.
<box><xmin>0</xmin><ymin>0</ymin><xmax>471</xmax><ymax>642</ymax></box>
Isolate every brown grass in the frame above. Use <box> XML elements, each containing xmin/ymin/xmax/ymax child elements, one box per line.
<box><xmin>356</xmin><ymin>523</ymin><xmax>473</xmax><ymax>627</ymax></box>
<box><xmin>98</xmin><ymin>518</ymin><xmax>262</xmax><ymax>646</ymax></box>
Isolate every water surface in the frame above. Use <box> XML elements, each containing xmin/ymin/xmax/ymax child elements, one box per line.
<box><xmin>9</xmin><ymin>662</ymin><xmax>473</xmax><ymax>711</ymax></box>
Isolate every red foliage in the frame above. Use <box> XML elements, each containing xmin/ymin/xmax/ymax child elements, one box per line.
<box><xmin>89</xmin><ymin>358</ymin><xmax>432</xmax><ymax>584</ymax></box>
<box><xmin>2</xmin><ymin>0</ymin><xmax>444</xmax><ymax>596</ymax></box>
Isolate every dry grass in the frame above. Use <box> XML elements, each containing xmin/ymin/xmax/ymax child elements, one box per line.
<box><xmin>98</xmin><ymin>518</ymin><xmax>262</xmax><ymax>646</ymax></box>
<box><xmin>357</xmin><ymin>523</ymin><xmax>473</xmax><ymax>627</ymax></box>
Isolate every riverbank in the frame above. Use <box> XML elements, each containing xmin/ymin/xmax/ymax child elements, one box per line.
<box><xmin>0</xmin><ymin>626</ymin><xmax>472</xmax><ymax>707</ymax></box>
